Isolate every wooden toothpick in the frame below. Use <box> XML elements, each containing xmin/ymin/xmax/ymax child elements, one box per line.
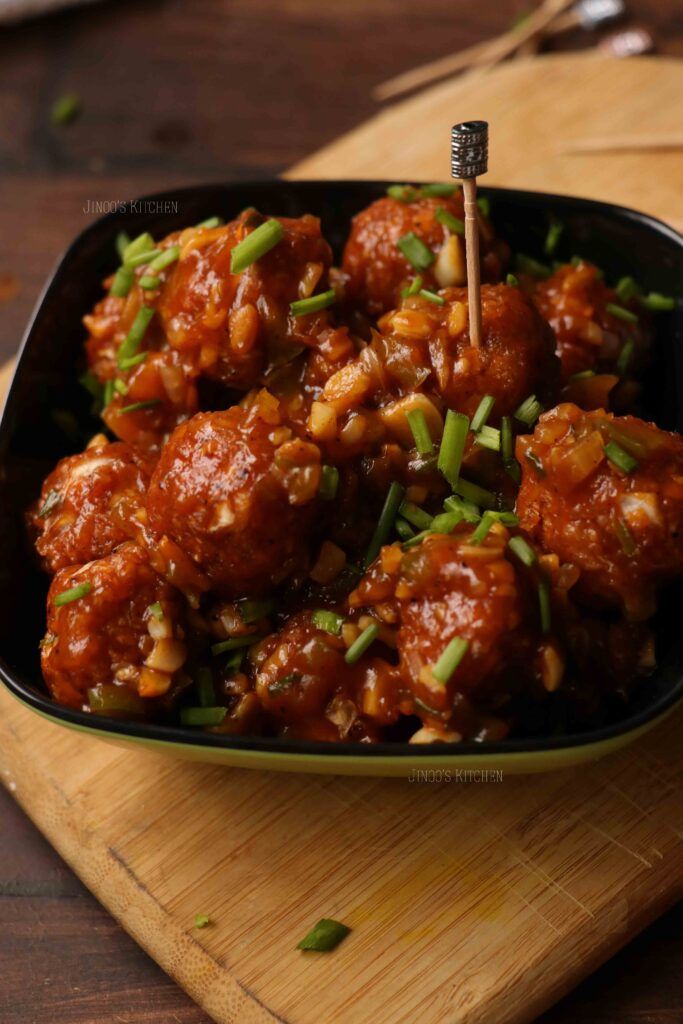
<box><xmin>451</xmin><ymin>121</ymin><xmax>489</xmax><ymax>350</ymax></box>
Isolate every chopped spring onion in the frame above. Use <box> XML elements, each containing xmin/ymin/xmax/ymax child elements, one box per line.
<box><xmin>505</xmin><ymin>459</ymin><xmax>521</xmax><ymax>485</ymax></box>
<box><xmin>54</xmin><ymin>582</ymin><xmax>91</xmax><ymax>606</ymax></box>
<box><xmin>514</xmin><ymin>394</ymin><xmax>543</xmax><ymax>428</ymax></box>
<box><xmin>515</xmin><ymin>254</ymin><xmax>551</xmax><ymax>279</ymax></box>
<box><xmin>126</xmin><ymin>248</ymin><xmax>162</xmax><ymax>269</ymax></box>
<box><xmin>139</xmin><ymin>275</ymin><xmax>161</xmax><ymax>290</ymax></box>
<box><xmin>444</xmin><ymin>495</ymin><xmax>481</xmax><ymax>523</ymax></box>
<box><xmin>470</xmin><ymin>395</ymin><xmax>495</xmax><ymax>433</ymax></box>
<box><xmin>406</xmin><ymin>408</ymin><xmax>434</xmax><ymax>455</ymax></box>
<box><xmin>195</xmin><ymin>668</ymin><xmax>215</xmax><ymax>708</ymax></box>
<box><xmin>51</xmin><ymin>93</ymin><xmax>81</xmax><ymax>125</ymax></box>
<box><xmin>477</xmin><ymin>196</ymin><xmax>490</xmax><ymax>217</ymax></box>
<box><xmin>117</xmin><ymin>305</ymin><xmax>155</xmax><ymax>367</ymax></box>
<box><xmin>501</xmin><ymin>416</ymin><xmax>514</xmax><ymax>461</ymax></box>
<box><xmin>148</xmin><ymin>601</ymin><xmax>164</xmax><ymax>619</ymax></box>
<box><xmin>290</xmin><ymin>289</ymin><xmax>336</xmax><ymax>317</ymax></box>
<box><xmin>420</xmin><ymin>183</ymin><xmax>458</xmax><ymax>198</ymax></box>
<box><xmin>109</xmin><ymin>265</ymin><xmax>135</xmax><ymax>298</ymax></box>
<box><xmin>116</xmin><ymin>231</ymin><xmax>131</xmax><ymax>261</ymax></box>
<box><xmin>606</xmin><ymin>302</ymin><xmax>638</xmax><ymax>324</ymax></box>
<box><xmin>640</xmin><ymin>292</ymin><xmax>675</xmax><ymax>312</ymax></box>
<box><xmin>297</xmin><ymin>918</ymin><xmax>350</xmax><ymax>952</ymax></box>
<box><xmin>437</xmin><ymin>410</ymin><xmax>469</xmax><ymax>487</ymax></box>
<box><xmin>544</xmin><ymin>221</ymin><xmax>563</xmax><ymax>257</ymax></box>
<box><xmin>119</xmin><ymin>351</ymin><xmax>148</xmax><ymax>371</ymax></box>
<box><xmin>37</xmin><ymin>489</ymin><xmax>61</xmax><ymax>518</ymax></box>
<box><xmin>397</xmin><ymin>232</ymin><xmax>435</xmax><ymax>271</ymax></box>
<box><xmin>616</xmin><ymin>276</ymin><xmax>640</xmax><ymax>303</ymax></box>
<box><xmin>318</xmin><ymin>465</ymin><xmax>339</xmax><ymax>501</ymax></box>
<box><xmin>507</xmin><ymin>535</ymin><xmax>537</xmax><ymax>567</ymax></box>
<box><xmin>395</xmin><ymin>518</ymin><xmax>415</xmax><ymax>541</ymax></box>
<box><xmin>432</xmin><ymin>636</ymin><xmax>469</xmax><ymax>684</ymax></box>
<box><xmin>525</xmin><ymin>449</ymin><xmax>545</xmax><ymax>477</ymax></box>
<box><xmin>474</xmin><ymin>425</ymin><xmax>501</xmax><ymax>452</ymax></box>
<box><xmin>401</xmin><ymin>275</ymin><xmax>423</xmax><ymax>298</ymax></box>
<box><xmin>453</xmin><ymin>478</ymin><xmax>496</xmax><ymax>510</ymax></box>
<box><xmin>230</xmin><ymin>218</ymin><xmax>284</xmax><ymax>273</ymax></box>
<box><xmin>570</xmin><ymin>369</ymin><xmax>596</xmax><ymax>380</ymax></box>
<box><xmin>148</xmin><ymin>245</ymin><xmax>181</xmax><ymax>273</ymax></box>
<box><xmin>435</xmin><ymin>207</ymin><xmax>465</xmax><ymax>236</ymax></box>
<box><xmin>239</xmin><ymin>599</ymin><xmax>274</xmax><ymax>623</ymax></box>
<box><xmin>538</xmin><ymin>581</ymin><xmax>551</xmax><ymax>634</ymax></box>
<box><xmin>364</xmin><ymin>481</ymin><xmax>405</xmax><ymax>567</ymax></box>
<box><xmin>399</xmin><ymin>501</ymin><xmax>433</xmax><ymax>532</ymax></box>
<box><xmin>471</xmin><ymin>511</ymin><xmax>496</xmax><ymax>545</ymax></box>
<box><xmin>387</xmin><ymin>184</ymin><xmax>418</xmax><ymax>202</ymax></box>
<box><xmin>615</xmin><ymin>518</ymin><xmax>636</xmax><ymax>556</ymax></box>
<box><xmin>604</xmin><ymin>441</ymin><xmax>638</xmax><ymax>474</ymax></box>
<box><xmin>419</xmin><ymin>289</ymin><xmax>445</xmax><ymax>306</ymax></box>
<box><xmin>123</xmin><ymin>232</ymin><xmax>157</xmax><ymax>262</ymax></box>
<box><xmin>430</xmin><ymin>511</ymin><xmax>462</xmax><ymax>534</ymax></box>
<box><xmin>312</xmin><ymin>610</ymin><xmax>345</xmax><ymax>635</ymax></box>
<box><xmin>505</xmin><ymin>273</ymin><xmax>519</xmax><ymax>287</ymax></box>
<box><xmin>616</xmin><ymin>339</ymin><xmax>635</xmax><ymax>376</ymax></box>
<box><xmin>211</xmin><ymin>635</ymin><xmax>263</xmax><ymax>656</ymax></box>
<box><xmin>402</xmin><ymin>529</ymin><xmax>433</xmax><ymax>549</ymax></box>
<box><xmin>103</xmin><ymin>379</ymin><xmax>114</xmax><ymax>407</ymax></box>
<box><xmin>197</xmin><ymin>216</ymin><xmax>224</xmax><ymax>229</ymax></box>
<box><xmin>345</xmin><ymin>623</ymin><xmax>379</xmax><ymax>664</ymax></box>
<box><xmin>113</xmin><ymin>378</ymin><xmax>128</xmax><ymax>396</ymax></box>
<box><xmin>118</xmin><ymin>399</ymin><xmax>162</xmax><ymax>415</ymax></box>
<box><xmin>194</xmin><ymin>914</ymin><xmax>211</xmax><ymax>929</ymax></box>
<box><xmin>491</xmin><ymin>510</ymin><xmax>519</xmax><ymax>527</ymax></box>
<box><xmin>180</xmin><ymin>706</ymin><xmax>227</xmax><ymax>727</ymax></box>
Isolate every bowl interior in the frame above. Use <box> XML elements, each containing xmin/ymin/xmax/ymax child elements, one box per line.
<box><xmin>1</xmin><ymin>180</ymin><xmax>683</xmax><ymax>758</ymax></box>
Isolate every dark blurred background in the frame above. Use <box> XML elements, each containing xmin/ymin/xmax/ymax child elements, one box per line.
<box><xmin>0</xmin><ymin>1</ymin><xmax>682</xmax><ymax>1021</ymax></box>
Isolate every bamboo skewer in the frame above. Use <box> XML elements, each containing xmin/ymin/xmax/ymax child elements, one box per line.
<box><xmin>451</xmin><ymin>121</ymin><xmax>489</xmax><ymax>350</ymax></box>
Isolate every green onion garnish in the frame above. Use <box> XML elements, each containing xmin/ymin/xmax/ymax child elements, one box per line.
<box><xmin>297</xmin><ymin>918</ymin><xmax>350</xmax><ymax>952</ymax></box>
<box><xmin>420</xmin><ymin>183</ymin><xmax>458</xmax><ymax>198</ymax></box>
<box><xmin>501</xmin><ymin>416</ymin><xmax>514</xmax><ymax>461</ymax></box>
<box><xmin>51</xmin><ymin>93</ymin><xmax>80</xmax><ymax>125</ymax></box>
<box><xmin>116</xmin><ymin>232</ymin><xmax>131</xmax><ymax>261</ymax></box>
<box><xmin>312</xmin><ymin>610</ymin><xmax>345</xmax><ymax>635</ymax></box>
<box><xmin>103</xmin><ymin>379</ymin><xmax>114</xmax><ymax>407</ymax></box>
<box><xmin>490</xmin><ymin>510</ymin><xmax>519</xmax><ymax>527</ymax></box>
<box><xmin>538</xmin><ymin>581</ymin><xmax>551</xmax><ymax>634</ymax></box>
<box><xmin>197</xmin><ymin>216</ymin><xmax>224</xmax><ymax>229</ymax></box>
<box><xmin>290</xmin><ymin>289</ymin><xmax>336</xmax><ymax>317</ymax></box>
<box><xmin>515</xmin><ymin>254</ymin><xmax>551</xmax><ymax>279</ymax></box>
<box><xmin>430</xmin><ymin>511</ymin><xmax>462</xmax><ymax>534</ymax></box>
<box><xmin>194</xmin><ymin>913</ymin><xmax>211</xmax><ymax>929</ymax></box>
<box><xmin>639</xmin><ymin>292</ymin><xmax>675</xmax><ymax>312</ymax></box>
<box><xmin>406</xmin><ymin>408</ymin><xmax>434</xmax><ymax>455</ymax></box>
<box><xmin>570</xmin><ymin>369</ymin><xmax>596</xmax><ymax>380</ymax></box>
<box><xmin>401</xmin><ymin>275</ymin><xmax>423</xmax><ymax>298</ymax></box>
<box><xmin>211</xmin><ymin>636</ymin><xmax>263</xmax><ymax>656</ymax></box>
<box><xmin>37</xmin><ymin>489</ymin><xmax>61</xmax><ymax>518</ymax></box>
<box><xmin>54</xmin><ymin>582</ymin><xmax>92</xmax><ymax>606</ymax></box>
<box><xmin>399</xmin><ymin>501</ymin><xmax>433</xmax><ymax>532</ymax></box>
<box><xmin>345</xmin><ymin>623</ymin><xmax>379</xmax><ymax>664</ymax></box>
<box><xmin>474</xmin><ymin>425</ymin><xmax>501</xmax><ymax>452</ymax></box>
<box><xmin>471</xmin><ymin>511</ymin><xmax>496</xmax><ymax>545</ymax></box>
<box><xmin>419</xmin><ymin>289</ymin><xmax>445</xmax><ymax>306</ymax></box>
<box><xmin>180</xmin><ymin>707</ymin><xmax>227</xmax><ymax>727</ymax></box>
<box><xmin>435</xmin><ymin>207</ymin><xmax>465</xmax><ymax>235</ymax></box>
<box><xmin>118</xmin><ymin>399</ymin><xmax>162</xmax><ymax>415</ymax></box>
<box><xmin>239</xmin><ymin>599</ymin><xmax>274</xmax><ymax>623</ymax></box>
<box><xmin>544</xmin><ymin>221</ymin><xmax>563</xmax><ymax>257</ymax></box>
<box><xmin>148</xmin><ymin>602</ymin><xmax>163</xmax><ymax>619</ymax></box>
<box><xmin>453</xmin><ymin>478</ymin><xmax>496</xmax><ymax>509</ymax></box>
<box><xmin>402</xmin><ymin>529</ymin><xmax>433</xmax><ymax>549</ymax></box>
<box><xmin>507</xmin><ymin>535</ymin><xmax>537</xmax><ymax>567</ymax></box>
<box><xmin>318</xmin><ymin>465</ymin><xmax>339</xmax><ymax>501</ymax></box>
<box><xmin>616</xmin><ymin>276</ymin><xmax>640</xmax><ymax>303</ymax></box>
<box><xmin>477</xmin><ymin>196</ymin><xmax>490</xmax><ymax>217</ymax></box>
<box><xmin>438</xmin><ymin>410</ymin><xmax>469</xmax><ymax>487</ymax></box>
<box><xmin>139</xmin><ymin>275</ymin><xmax>160</xmax><ymax>291</ymax></box>
<box><xmin>604</xmin><ymin>441</ymin><xmax>638</xmax><ymax>474</ymax></box>
<box><xmin>432</xmin><ymin>636</ymin><xmax>468</xmax><ymax>684</ymax></box>
<box><xmin>606</xmin><ymin>302</ymin><xmax>638</xmax><ymax>324</ymax></box>
<box><xmin>506</xmin><ymin>459</ymin><xmax>521</xmax><ymax>485</ymax></box>
<box><xmin>123</xmin><ymin>232</ymin><xmax>155</xmax><ymax>264</ymax></box>
<box><xmin>117</xmin><ymin>305</ymin><xmax>155</xmax><ymax>367</ymax></box>
<box><xmin>195</xmin><ymin>668</ymin><xmax>215</xmax><ymax>708</ymax></box>
<box><xmin>470</xmin><ymin>395</ymin><xmax>495</xmax><ymax>433</ymax></box>
<box><xmin>113</xmin><ymin>378</ymin><xmax>128</xmax><ymax>396</ymax></box>
<box><xmin>444</xmin><ymin>495</ymin><xmax>481</xmax><ymax>523</ymax></box>
<box><xmin>514</xmin><ymin>395</ymin><xmax>543</xmax><ymax>427</ymax></box>
<box><xmin>119</xmin><ymin>351</ymin><xmax>148</xmax><ymax>371</ymax></box>
<box><xmin>395</xmin><ymin>518</ymin><xmax>415</xmax><ymax>541</ymax></box>
<box><xmin>387</xmin><ymin>184</ymin><xmax>418</xmax><ymax>202</ymax></box>
<box><xmin>397</xmin><ymin>232</ymin><xmax>435</xmax><ymax>271</ymax></box>
<box><xmin>148</xmin><ymin>245</ymin><xmax>181</xmax><ymax>273</ymax></box>
<box><xmin>615</xmin><ymin>518</ymin><xmax>636</xmax><ymax>557</ymax></box>
<box><xmin>230</xmin><ymin>218</ymin><xmax>284</xmax><ymax>274</ymax></box>
<box><xmin>505</xmin><ymin>273</ymin><xmax>519</xmax><ymax>287</ymax></box>
<box><xmin>126</xmin><ymin>248</ymin><xmax>162</xmax><ymax>269</ymax></box>
<box><xmin>616</xmin><ymin>339</ymin><xmax>635</xmax><ymax>376</ymax></box>
<box><xmin>364</xmin><ymin>481</ymin><xmax>405</xmax><ymax>567</ymax></box>
<box><xmin>109</xmin><ymin>265</ymin><xmax>135</xmax><ymax>298</ymax></box>
<box><xmin>525</xmin><ymin>450</ymin><xmax>545</xmax><ymax>477</ymax></box>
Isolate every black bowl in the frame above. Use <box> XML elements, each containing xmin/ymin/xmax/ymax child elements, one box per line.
<box><xmin>1</xmin><ymin>180</ymin><xmax>682</xmax><ymax>775</ymax></box>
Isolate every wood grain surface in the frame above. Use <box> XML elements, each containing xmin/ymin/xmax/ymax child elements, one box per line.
<box><xmin>2</xmin><ymin>2</ymin><xmax>683</xmax><ymax>1023</ymax></box>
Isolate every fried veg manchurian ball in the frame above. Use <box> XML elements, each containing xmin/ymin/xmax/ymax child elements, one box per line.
<box><xmin>342</xmin><ymin>192</ymin><xmax>506</xmax><ymax>318</ymax></box>
<box><xmin>527</xmin><ymin>260</ymin><xmax>649</xmax><ymax>385</ymax></box>
<box><xmin>516</xmin><ymin>403</ymin><xmax>683</xmax><ymax>620</ymax></box>
<box><xmin>41</xmin><ymin>543</ymin><xmax>186</xmax><ymax>710</ymax></box>
<box><xmin>146</xmin><ymin>391</ymin><xmax>322</xmax><ymax>597</ymax></box>
<box><xmin>27</xmin><ymin>438</ymin><xmax>154</xmax><ymax>573</ymax></box>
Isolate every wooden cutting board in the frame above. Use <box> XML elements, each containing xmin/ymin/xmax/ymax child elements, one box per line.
<box><xmin>2</xmin><ymin>54</ymin><xmax>683</xmax><ymax>1024</ymax></box>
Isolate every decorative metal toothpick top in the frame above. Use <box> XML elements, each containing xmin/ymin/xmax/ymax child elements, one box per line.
<box><xmin>451</xmin><ymin>120</ymin><xmax>488</xmax><ymax>349</ymax></box>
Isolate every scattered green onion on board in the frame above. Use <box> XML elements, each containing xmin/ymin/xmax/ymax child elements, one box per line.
<box><xmin>180</xmin><ymin>707</ymin><xmax>227</xmax><ymax>727</ymax></box>
<box><xmin>604</xmin><ymin>441</ymin><xmax>638</xmax><ymax>474</ymax></box>
<box><xmin>397</xmin><ymin>232</ymin><xmax>435</xmax><ymax>271</ymax></box>
<box><xmin>230</xmin><ymin>219</ymin><xmax>284</xmax><ymax>274</ymax></box>
<box><xmin>51</xmin><ymin>93</ymin><xmax>81</xmax><ymax>125</ymax></box>
<box><xmin>312</xmin><ymin>610</ymin><xmax>345</xmax><ymax>635</ymax></box>
<box><xmin>514</xmin><ymin>395</ymin><xmax>543</xmax><ymax>427</ymax></box>
<box><xmin>406</xmin><ymin>408</ymin><xmax>434</xmax><ymax>455</ymax></box>
<box><xmin>435</xmin><ymin>207</ymin><xmax>465</xmax><ymax>236</ymax></box>
<box><xmin>297</xmin><ymin>918</ymin><xmax>350</xmax><ymax>952</ymax></box>
<box><xmin>54</xmin><ymin>582</ymin><xmax>92</xmax><ymax>606</ymax></box>
<box><xmin>606</xmin><ymin>302</ymin><xmax>638</xmax><ymax>324</ymax></box>
<box><xmin>438</xmin><ymin>410</ymin><xmax>469</xmax><ymax>487</ymax></box>
<box><xmin>364</xmin><ymin>481</ymin><xmax>405</xmax><ymax>566</ymax></box>
<box><xmin>194</xmin><ymin>914</ymin><xmax>211</xmax><ymax>929</ymax></box>
<box><xmin>507</xmin><ymin>535</ymin><xmax>537</xmax><ymax>567</ymax></box>
<box><xmin>432</xmin><ymin>636</ymin><xmax>469</xmax><ymax>685</ymax></box>
<box><xmin>290</xmin><ymin>289</ymin><xmax>336</xmax><ymax>317</ymax></box>
<box><xmin>345</xmin><ymin>623</ymin><xmax>379</xmax><ymax>664</ymax></box>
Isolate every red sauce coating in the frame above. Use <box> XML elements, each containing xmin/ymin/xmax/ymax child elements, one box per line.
<box><xmin>342</xmin><ymin>194</ymin><xmax>507</xmax><ymax>318</ymax></box>
<box><xmin>41</xmin><ymin>543</ymin><xmax>185</xmax><ymax>710</ymax></box>
<box><xmin>516</xmin><ymin>403</ymin><xmax>683</xmax><ymax>620</ymax></box>
<box><xmin>146</xmin><ymin>392</ymin><xmax>322</xmax><ymax>597</ymax></box>
<box><xmin>27</xmin><ymin>439</ymin><xmax>153</xmax><ymax>573</ymax></box>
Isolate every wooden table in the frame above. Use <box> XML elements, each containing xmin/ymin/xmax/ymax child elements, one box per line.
<box><xmin>0</xmin><ymin>2</ymin><xmax>682</xmax><ymax>1021</ymax></box>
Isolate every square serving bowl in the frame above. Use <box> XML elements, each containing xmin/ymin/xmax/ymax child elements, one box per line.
<box><xmin>1</xmin><ymin>180</ymin><xmax>682</xmax><ymax>776</ymax></box>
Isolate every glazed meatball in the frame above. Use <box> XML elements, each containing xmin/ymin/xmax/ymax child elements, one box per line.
<box><xmin>41</xmin><ymin>543</ymin><xmax>186</xmax><ymax>710</ymax></box>
<box><xmin>527</xmin><ymin>260</ymin><xmax>650</xmax><ymax>386</ymax></box>
<box><xmin>27</xmin><ymin>438</ymin><xmax>154</xmax><ymax>573</ymax></box>
<box><xmin>341</xmin><ymin>192</ymin><xmax>506</xmax><ymax>318</ymax></box>
<box><xmin>516</xmin><ymin>403</ymin><xmax>683</xmax><ymax>620</ymax></box>
<box><xmin>146</xmin><ymin>392</ymin><xmax>322</xmax><ymax>597</ymax></box>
